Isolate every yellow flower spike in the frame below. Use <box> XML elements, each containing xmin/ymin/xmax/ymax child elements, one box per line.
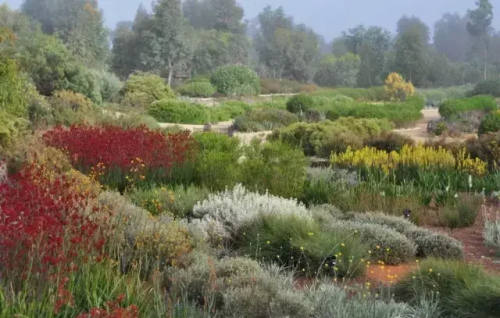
<box><xmin>341</xmin><ymin>243</ymin><xmax>345</xmax><ymax>247</ymax></box>
<box><xmin>300</xmin><ymin>246</ymin><xmax>304</xmax><ymax>250</ymax></box>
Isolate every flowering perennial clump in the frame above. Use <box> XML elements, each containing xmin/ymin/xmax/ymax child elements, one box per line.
<box><xmin>43</xmin><ymin>125</ymin><xmax>196</xmax><ymax>189</ymax></box>
<box><xmin>331</xmin><ymin>145</ymin><xmax>487</xmax><ymax>176</ymax></box>
<box><xmin>0</xmin><ymin>164</ymin><xmax>108</xmax><ymax>278</ymax></box>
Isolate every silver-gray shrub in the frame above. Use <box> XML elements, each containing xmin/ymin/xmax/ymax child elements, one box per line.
<box><xmin>483</xmin><ymin>213</ymin><xmax>500</xmax><ymax>252</ymax></box>
<box><xmin>324</xmin><ymin>211</ymin><xmax>463</xmax><ymax>260</ymax></box>
<box><xmin>192</xmin><ymin>184</ymin><xmax>311</xmax><ymax>241</ymax></box>
<box><xmin>308</xmin><ymin>283</ymin><xmax>411</xmax><ymax>318</ymax></box>
<box><xmin>165</xmin><ymin>252</ymin><xmax>311</xmax><ymax>318</ymax></box>
<box><xmin>326</xmin><ymin>220</ymin><xmax>417</xmax><ymax>265</ymax></box>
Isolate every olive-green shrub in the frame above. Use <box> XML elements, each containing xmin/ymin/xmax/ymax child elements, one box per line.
<box><xmin>211</xmin><ymin>65</ymin><xmax>260</xmax><ymax>96</ymax></box>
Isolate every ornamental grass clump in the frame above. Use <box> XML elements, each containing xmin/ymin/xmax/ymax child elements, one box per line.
<box><xmin>43</xmin><ymin>125</ymin><xmax>197</xmax><ymax>191</ymax></box>
<box><xmin>233</xmin><ymin>215</ymin><xmax>367</xmax><ymax>278</ymax></box>
<box><xmin>394</xmin><ymin>259</ymin><xmax>500</xmax><ymax>318</ymax></box>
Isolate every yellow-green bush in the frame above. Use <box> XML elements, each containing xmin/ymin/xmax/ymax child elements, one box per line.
<box><xmin>120</xmin><ymin>71</ymin><xmax>175</xmax><ymax>108</ymax></box>
<box><xmin>0</xmin><ymin>110</ymin><xmax>29</xmax><ymax>149</ymax></box>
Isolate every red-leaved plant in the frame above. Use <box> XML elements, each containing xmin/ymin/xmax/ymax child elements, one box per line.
<box><xmin>75</xmin><ymin>294</ymin><xmax>139</xmax><ymax>318</ymax></box>
<box><xmin>43</xmin><ymin>125</ymin><xmax>197</xmax><ymax>190</ymax></box>
<box><xmin>0</xmin><ymin>163</ymin><xmax>108</xmax><ymax>283</ymax></box>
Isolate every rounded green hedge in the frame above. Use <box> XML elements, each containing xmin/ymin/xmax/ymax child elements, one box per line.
<box><xmin>120</xmin><ymin>72</ymin><xmax>175</xmax><ymax>108</ymax></box>
<box><xmin>211</xmin><ymin>65</ymin><xmax>260</xmax><ymax>96</ymax></box>
<box><xmin>148</xmin><ymin>99</ymin><xmax>211</xmax><ymax>124</ymax></box>
<box><xmin>286</xmin><ymin>94</ymin><xmax>315</xmax><ymax>114</ymax></box>
<box><xmin>479</xmin><ymin>110</ymin><xmax>500</xmax><ymax>135</ymax></box>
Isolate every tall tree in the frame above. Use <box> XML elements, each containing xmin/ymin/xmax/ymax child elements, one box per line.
<box><xmin>396</xmin><ymin>15</ymin><xmax>430</xmax><ymax>44</ymax></box>
<box><xmin>21</xmin><ymin>0</ymin><xmax>109</xmax><ymax>68</ymax></box>
<box><xmin>255</xmin><ymin>6</ymin><xmax>293</xmax><ymax>78</ymax></box>
<box><xmin>433</xmin><ymin>13</ymin><xmax>470</xmax><ymax>62</ymax></box>
<box><xmin>357</xmin><ymin>27</ymin><xmax>391</xmax><ymax>87</ymax></box>
<box><xmin>467</xmin><ymin>0</ymin><xmax>493</xmax><ymax>79</ymax></box>
<box><xmin>182</xmin><ymin>0</ymin><xmax>246</xmax><ymax>34</ymax></box>
<box><xmin>141</xmin><ymin>0</ymin><xmax>193</xmax><ymax>85</ymax></box>
<box><xmin>331</xmin><ymin>37</ymin><xmax>349</xmax><ymax>57</ymax></box>
<box><xmin>394</xmin><ymin>25</ymin><xmax>428</xmax><ymax>86</ymax></box>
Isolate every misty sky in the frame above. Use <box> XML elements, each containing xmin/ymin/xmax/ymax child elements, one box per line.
<box><xmin>3</xmin><ymin>0</ymin><xmax>500</xmax><ymax>41</ymax></box>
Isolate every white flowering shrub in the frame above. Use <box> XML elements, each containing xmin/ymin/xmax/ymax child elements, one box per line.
<box><xmin>192</xmin><ymin>184</ymin><xmax>311</xmax><ymax>241</ymax></box>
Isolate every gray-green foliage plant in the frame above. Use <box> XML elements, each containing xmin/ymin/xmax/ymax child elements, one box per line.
<box><xmin>326</xmin><ymin>220</ymin><xmax>417</xmax><ymax>265</ymax></box>
<box><xmin>211</xmin><ymin>64</ymin><xmax>260</xmax><ymax>96</ymax></box>
<box><xmin>484</xmin><ymin>213</ymin><xmax>500</xmax><ymax>253</ymax></box>
<box><xmin>165</xmin><ymin>251</ymin><xmax>311</xmax><ymax>318</ymax></box>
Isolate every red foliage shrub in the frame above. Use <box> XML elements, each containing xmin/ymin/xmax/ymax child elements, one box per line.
<box><xmin>0</xmin><ymin>164</ymin><xmax>107</xmax><ymax>279</ymax></box>
<box><xmin>42</xmin><ymin>125</ymin><xmax>197</xmax><ymax>189</ymax></box>
<box><xmin>76</xmin><ymin>294</ymin><xmax>139</xmax><ymax>318</ymax></box>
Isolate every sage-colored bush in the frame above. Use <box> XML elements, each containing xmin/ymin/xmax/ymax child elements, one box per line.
<box><xmin>211</xmin><ymin>65</ymin><xmax>260</xmax><ymax>96</ymax></box>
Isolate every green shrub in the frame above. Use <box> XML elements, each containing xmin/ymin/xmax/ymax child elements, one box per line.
<box><xmin>234</xmin><ymin>215</ymin><xmax>367</xmax><ymax>278</ymax></box>
<box><xmin>270</xmin><ymin>118</ymin><xmax>393</xmax><ymax>157</ymax></box>
<box><xmin>325</xmin><ymin>220</ymin><xmax>416</xmax><ymax>265</ymax></box>
<box><xmin>439</xmin><ymin>95</ymin><xmax>497</xmax><ymax>119</ymax></box>
<box><xmin>193</xmin><ymin>132</ymin><xmax>242</xmax><ymax>191</ymax></box>
<box><xmin>234</xmin><ymin>108</ymin><xmax>299</xmax><ymax>132</ymax></box>
<box><xmin>128</xmin><ymin>185</ymin><xmax>210</xmax><ymax>218</ymax></box>
<box><xmin>240</xmin><ymin>141</ymin><xmax>307</xmax><ymax>198</ymax></box>
<box><xmin>365</xmin><ymin>131</ymin><xmax>415</xmax><ymax>152</ymax></box>
<box><xmin>471</xmin><ymin>78</ymin><xmax>500</xmax><ymax>97</ymax></box>
<box><xmin>148</xmin><ymin>99</ymin><xmax>211</xmax><ymax>124</ymax></box>
<box><xmin>394</xmin><ymin>259</ymin><xmax>500</xmax><ymax>318</ymax></box>
<box><xmin>440</xmin><ymin>195</ymin><xmax>481</xmax><ymax>229</ymax></box>
<box><xmin>177</xmin><ymin>81</ymin><xmax>216</xmax><ymax>97</ymax></box>
<box><xmin>479</xmin><ymin>110</ymin><xmax>500</xmax><ymax>135</ymax></box>
<box><xmin>0</xmin><ymin>111</ymin><xmax>29</xmax><ymax>149</ymax></box>
<box><xmin>286</xmin><ymin>94</ymin><xmax>315</xmax><ymax>114</ymax></box>
<box><xmin>0</xmin><ymin>57</ymin><xmax>28</xmax><ymax>117</ymax></box>
<box><xmin>211</xmin><ymin>65</ymin><xmax>260</xmax><ymax>96</ymax></box>
<box><xmin>467</xmin><ymin>133</ymin><xmax>500</xmax><ymax>167</ymax></box>
<box><xmin>120</xmin><ymin>72</ymin><xmax>175</xmax><ymax>108</ymax></box>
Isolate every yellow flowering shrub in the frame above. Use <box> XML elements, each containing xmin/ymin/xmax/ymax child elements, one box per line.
<box><xmin>384</xmin><ymin>72</ymin><xmax>415</xmax><ymax>101</ymax></box>
<box><xmin>331</xmin><ymin>145</ymin><xmax>486</xmax><ymax>176</ymax></box>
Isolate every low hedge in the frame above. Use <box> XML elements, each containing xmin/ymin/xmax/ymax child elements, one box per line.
<box><xmin>148</xmin><ymin>99</ymin><xmax>211</xmax><ymax>124</ymax></box>
<box><xmin>234</xmin><ymin>108</ymin><xmax>299</xmax><ymax>132</ymax></box>
<box><xmin>269</xmin><ymin>118</ymin><xmax>393</xmax><ymax>157</ymax></box>
<box><xmin>211</xmin><ymin>65</ymin><xmax>260</xmax><ymax>96</ymax></box>
<box><xmin>439</xmin><ymin>95</ymin><xmax>497</xmax><ymax>119</ymax></box>
<box><xmin>176</xmin><ymin>82</ymin><xmax>216</xmax><ymax>98</ymax></box>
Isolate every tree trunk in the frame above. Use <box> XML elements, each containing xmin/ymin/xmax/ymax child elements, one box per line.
<box><xmin>484</xmin><ymin>40</ymin><xmax>488</xmax><ymax>80</ymax></box>
<box><xmin>167</xmin><ymin>58</ymin><xmax>173</xmax><ymax>86</ymax></box>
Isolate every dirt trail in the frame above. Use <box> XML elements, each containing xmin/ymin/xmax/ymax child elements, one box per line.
<box><xmin>393</xmin><ymin>109</ymin><xmax>440</xmax><ymax>143</ymax></box>
<box><xmin>159</xmin><ymin>109</ymin><xmax>441</xmax><ymax>144</ymax></box>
